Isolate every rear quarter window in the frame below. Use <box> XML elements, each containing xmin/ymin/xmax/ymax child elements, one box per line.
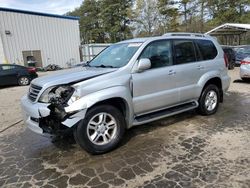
<box><xmin>196</xmin><ymin>40</ymin><xmax>218</xmax><ymax>60</ymax></box>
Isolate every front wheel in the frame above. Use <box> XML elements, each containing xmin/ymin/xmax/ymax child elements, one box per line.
<box><xmin>74</xmin><ymin>105</ymin><xmax>125</xmax><ymax>154</ymax></box>
<box><xmin>198</xmin><ymin>84</ymin><xmax>220</xmax><ymax>116</ymax></box>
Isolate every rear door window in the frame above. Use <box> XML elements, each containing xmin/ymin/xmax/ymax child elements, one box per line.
<box><xmin>173</xmin><ymin>40</ymin><xmax>196</xmax><ymax>65</ymax></box>
<box><xmin>196</xmin><ymin>40</ymin><xmax>217</xmax><ymax>60</ymax></box>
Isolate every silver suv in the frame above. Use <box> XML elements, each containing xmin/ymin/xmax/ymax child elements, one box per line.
<box><xmin>21</xmin><ymin>33</ymin><xmax>230</xmax><ymax>154</ymax></box>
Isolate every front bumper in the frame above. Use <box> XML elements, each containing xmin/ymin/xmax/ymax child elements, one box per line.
<box><xmin>21</xmin><ymin>95</ymin><xmax>50</xmax><ymax>136</ymax></box>
<box><xmin>21</xmin><ymin>95</ymin><xmax>86</xmax><ymax>136</ymax></box>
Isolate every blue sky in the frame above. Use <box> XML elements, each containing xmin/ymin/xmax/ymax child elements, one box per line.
<box><xmin>0</xmin><ymin>0</ymin><xmax>83</xmax><ymax>14</ymax></box>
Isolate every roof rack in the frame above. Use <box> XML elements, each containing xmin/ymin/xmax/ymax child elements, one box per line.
<box><xmin>163</xmin><ymin>32</ymin><xmax>207</xmax><ymax>38</ymax></box>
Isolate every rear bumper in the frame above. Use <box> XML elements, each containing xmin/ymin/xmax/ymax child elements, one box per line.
<box><xmin>240</xmin><ymin>65</ymin><xmax>250</xmax><ymax>78</ymax></box>
<box><xmin>29</xmin><ymin>73</ymin><xmax>38</xmax><ymax>80</ymax></box>
<box><xmin>221</xmin><ymin>75</ymin><xmax>231</xmax><ymax>92</ymax></box>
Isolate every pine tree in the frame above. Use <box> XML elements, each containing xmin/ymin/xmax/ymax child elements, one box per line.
<box><xmin>67</xmin><ymin>0</ymin><xmax>105</xmax><ymax>43</ymax></box>
<box><xmin>100</xmin><ymin>0</ymin><xmax>133</xmax><ymax>42</ymax></box>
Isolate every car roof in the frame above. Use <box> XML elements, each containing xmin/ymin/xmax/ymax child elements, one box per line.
<box><xmin>118</xmin><ymin>37</ymin><xmax>157</xmax><ymax>44</ymax></box>
<box><xmin>118</xmin><ymin>33</ymin><xmax>214</xmax><ymax>44</ymax></box>
<box><xmin>0</xmin><ymin>64</ymin><xmax>25</xmax><ymax>68</ymax></box>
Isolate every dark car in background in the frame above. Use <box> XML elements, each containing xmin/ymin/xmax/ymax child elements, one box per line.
<box><xmin>222</xmin><ymin>46</ymin><xmax>235</xmax><ymax>70</ymax></box>
<box><xmin>0</xmin><ymin>64</ymin><xmax>38</xmax><ymax>87</ymax></box>
<box><xmin>234</xmin><ymin>45</ymin><xmax>250</xmax><ymax>66</ymax></box>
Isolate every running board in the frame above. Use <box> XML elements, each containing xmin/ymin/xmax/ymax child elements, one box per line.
<box><xmin>133</xmin><ymin>101</ymin><xmax>198</xmax><ymax>126</ymax></box>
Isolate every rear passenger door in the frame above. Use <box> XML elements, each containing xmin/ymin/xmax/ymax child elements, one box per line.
<box><xmin>173</xmin><ymin>39</ymin><xmax>218</xmax><ymax>103</ymax></box>
<box><xmin>172</xmin><ymin>39</ymin><xmax>206</xmax><ymax>102</ymax></box>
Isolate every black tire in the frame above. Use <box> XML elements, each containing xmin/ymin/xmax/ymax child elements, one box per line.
<box><xmin>228</xmin><ymin>61</ymin><xmax>235</xmax><ymax>70</ymax></box>
<box><xmin>18</xmin><ymin>76</ymin><xmax>30</xmax><ymax>86</ymax></box>
<box><xmin>74</xmin><ymin>105</ymin><xmax>126</xmax><ymax>154</ymax></box>
<box><xmin>198</xmin><ymin>84</ymin><xmax>220</xmax><ymax>116</ymax></box>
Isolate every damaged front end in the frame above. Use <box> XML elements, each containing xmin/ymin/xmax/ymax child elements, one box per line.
<box><xmin>34</xmin><ymin>85</ymin><xmax>84</xmax><ymax>135</ymax></box>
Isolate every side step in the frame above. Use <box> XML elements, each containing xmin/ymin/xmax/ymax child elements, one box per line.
<box><xmin>133</xmin><ymin>101</ymin><xmax>198</xmax><ymax>126</ymax></box>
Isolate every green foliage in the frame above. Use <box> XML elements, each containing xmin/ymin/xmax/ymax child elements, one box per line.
<box><xmin>67</xmin><ymin>0</ymin><xmax>103</xmax><ymax>43</ymax></box>
<box><xmin>100</xmin><ymin>0</ymin><xmax>133</xmax><ymax>42</ymax></box>
<box><xmin>68</xmin><ymin>0</ymin><xmax>133</xmax><ymax>43</ymax></box>
<box><xmin>67</xmin><ymin>0</ymin><xmax>250</xmax><ymax>43</ymax></box>
<box><xmin>158</xmin><ymin>0</ymin><xmax>180</xmax><ymax>32</ymax></box>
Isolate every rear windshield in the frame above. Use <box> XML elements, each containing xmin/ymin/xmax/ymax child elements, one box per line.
<box><xmin>196</xmin><ymin>40</ymin><xmax>218</xmax><ymax>60</ymax></box>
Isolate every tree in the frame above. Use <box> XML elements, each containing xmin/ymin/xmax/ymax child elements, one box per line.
<box><xmin>133</xmin><ymin>0</ymin><xmax>161</xmax><ymax>37</ymax></box>
<box><xmin>67</xmin><ymin>0</ymin><xmax>105</xmax><ymax>44</ymax></box>
<box><xmin>100</xmin><ymin>0</ymin><xmax>133</xmax><ymax>42</ymax></box>
<box><xmin>158</xmin><ymin>0</ymin><xmax>180</xmax><ymax>32</ymax></box>
<box><xmin>206</xmin><ymin>0</ymin><xmax>250</xmax><ymax>24</ymax></box>
<box><xmin>179</xmin><ymin>0</ymin><xmax>192</xmax><ymax>31</ymax></box>
<box><xmin>199</xmin><ymin>0</ymin><xmax>207</xmax><ymax>32</ymax></box>
<box><xmin>67</xmin><ymin>0</ymin><xmax>250</xmax><ymax>43</ymax></box>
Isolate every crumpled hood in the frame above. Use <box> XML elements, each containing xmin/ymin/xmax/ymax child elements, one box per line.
<box><xmin>32</xmin><ymin>67</ymin><xmax>116</xmax><ymax>87</ymax></box>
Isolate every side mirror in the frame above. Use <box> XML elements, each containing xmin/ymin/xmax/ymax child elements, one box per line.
<box><xmin>137</xmin><ymin>58</ymin><xmax>151</xmax><ymax>72</ymax></box>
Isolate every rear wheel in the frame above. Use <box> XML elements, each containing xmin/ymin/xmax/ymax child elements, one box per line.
<box><xmin>18</xmin><ymin>76</ymin><xmax>30</xmax><ymax>86</ymax></box>
<box><xmin>74</xmin><ymin>105</ymin><xmax>125</xmax><ymax>154</ymax></box>
<box><xmin>198</xmin><ymin>84</ymin><xmax>220</xmax><ymax>115</ymax></box>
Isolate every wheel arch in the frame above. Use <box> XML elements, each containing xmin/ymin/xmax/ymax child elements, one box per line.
<box><xmin>64</xmin><ymin>86</ymin><xmax>134</xmax><ymax>128</ymax></box>
<box><xmin>201</xmin><ymin>77</ymin><xmax>223</xmax><ymax>102</ymax></box>
<box><xmin>87</xmin><ymin>97</ymin><xmax>131</xmax><ymax>128</ymax></box>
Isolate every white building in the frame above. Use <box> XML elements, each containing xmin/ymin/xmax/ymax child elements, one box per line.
<box><xmin>82</xmin><ymin>43</ymin><xmax>111</xmax><ymax>62</ymax></box>
<box><xmin>0</xmin><ymin>7</ymin><xmax>80</xmax><ymax>68</ymax></box>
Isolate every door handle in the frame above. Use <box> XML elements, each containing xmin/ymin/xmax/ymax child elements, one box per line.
<box><xmin>168</xmin><ymin>70</ymin><xmax>176</xmax><ymax>75</ymax></box>
<box><xmin>197</xmin><ymin>65</ymin><xmax>205</xmax><ymax>70</ymax></box>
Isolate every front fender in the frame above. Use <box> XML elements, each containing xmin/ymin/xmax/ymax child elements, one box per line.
<box><xmin>64</xmin><ymin>86</ymin><xmax>134</xmax><ymax>127</ymax></box>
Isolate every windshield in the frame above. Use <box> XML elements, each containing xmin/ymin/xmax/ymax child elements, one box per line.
<box><xmin>89</xmin><ymin>43</ymin><xmax>142</xmax><ymax>68</ymax></box>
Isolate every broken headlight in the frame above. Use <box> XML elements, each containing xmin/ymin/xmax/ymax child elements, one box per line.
<box><xmin>39</xmin><ymin>85</ymin><xmax>75</xmax><ymax>105</ymax></box>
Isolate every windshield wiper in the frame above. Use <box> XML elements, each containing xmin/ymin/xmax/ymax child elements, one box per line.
<box><xmin>93</xmin><ymin>64</ymin><xmax>117</xmax><ymax>68</ymax></box>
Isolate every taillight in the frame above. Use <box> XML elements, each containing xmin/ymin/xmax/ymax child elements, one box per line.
<box><xmin>27</xmin><ymin>67</ymin><xmax>36</xmax><ymax>73</ymax></box>
<box><xmin>224</xmin><ymin>53</ymin><xmax>228</xmax><ymax>68</ymax></box>
<box><xmin>241</xmin><ymin>60</ymin><xmax>250</xmax><ymax>65</ymax></box>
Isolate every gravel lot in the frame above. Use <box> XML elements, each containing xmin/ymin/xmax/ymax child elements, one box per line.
<box><xmin>0</xmin><ymin>68</ymin><xmax>250</xmax><ymax>188</ymax></box>
<box><xmin>0</xmin><ymin>72</ymin><xmax>49</xmax><ymax>132</ymax></box>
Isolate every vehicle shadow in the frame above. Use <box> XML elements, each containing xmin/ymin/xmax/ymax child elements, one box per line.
<box><xmin>50</xmin><ymin>91</ymin><xmax>247</xmax><ymax>154</ymax></box>
<box><xmin>50</xmin><ymin>132</ymin><xmax>77</xmax><ymax>150</ymax></box>
<box><xmin>0</xmin><ymin>85</ymin><xmax>30</xmax><ymax>89</ymax></box>
<box><xmin>120</xmin><ymin>110</ymin><xmax>197</xmax><ymax>148</ymax></box>
<box><xmin>50</xmin><ymin>110</ymin><xmax>197</xmax><ymax>151</ymax></box>
<box><xmin>233</xmin><ymin>79</ymin><xmax>250</xmax><ymax>83</ymax></box>
<box><xmin>0</xmin><ymin>85</ymin><xmax>16</xmax><ymax>89</ymax></box>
